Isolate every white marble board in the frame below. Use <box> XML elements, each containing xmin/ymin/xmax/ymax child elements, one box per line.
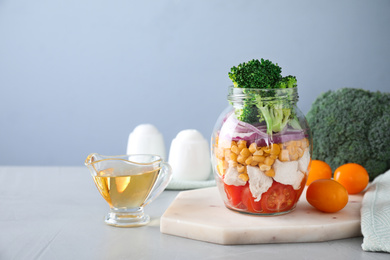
<box><xmin>160</xmin><ymin>187</ymin><xmax>363</xmax><ymax>245</ymax></box>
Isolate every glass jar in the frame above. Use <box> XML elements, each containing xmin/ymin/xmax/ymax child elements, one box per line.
<box><xmin>211</xmin><ymin>86</ymin><xmax>312</xmax><ymax>215</ymax></box>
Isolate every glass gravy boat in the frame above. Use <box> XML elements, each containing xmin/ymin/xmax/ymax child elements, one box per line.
<box><xmin>85</xmin><ymin>153</ymin><xmax>172</xmax><ymax>227</ymax></box>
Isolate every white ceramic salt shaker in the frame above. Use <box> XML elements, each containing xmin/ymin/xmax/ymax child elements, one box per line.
<box><xmin>168</xmin><ymin>129</ymin><xmax>211</xmax><ymax>181</ymax></box>
<box><xmin>127</xmin><ymin>124</ymin><xmax>166</xmax><ymax>160</ymax></box>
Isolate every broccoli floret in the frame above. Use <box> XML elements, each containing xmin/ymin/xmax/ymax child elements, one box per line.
<box><xmin>228</xmin><ymin>59</ymin><xmax>282</xmax><ymax>89</ymax></box>
<box><xmin>306</xmin><ymin>88</ymin><xmax>390</xmax><ymax>180</ymax></box>
<box><xmin>228</xmin><ymin>59</ymin><xmax>298</xmax><ymax>134</ymax></box>
<box><xmin>235</xmin><ymin>103</ymin><xmax>259</xmax><ymax>123</ymax></box>
<box><xmin>276</xmin><ymin>75</ymin><xmax>297</xmax><ymax>89</ymax></box>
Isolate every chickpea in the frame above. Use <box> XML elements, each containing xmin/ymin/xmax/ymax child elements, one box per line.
<box><xmin>270</xmin><ymin>143</ymin><xmax>281</xmax><ymax>155</ymax></box>
<box><xmin>231</xmin><ymin>145</ymin><xmax>240</xmax><ymax>155</ymax></box>
<box><xmin>259</xmin><ymin>164</ymin><xmax>271</xmax><ymax>172</ymax></box>
<box><xmin>237</xmin><ymin>155</ymin><xmax>246</xmax><ymax>164</ymax></box>
<box><xmin>240</xmin><ymin>148</ymin><xmax>251</xmax><ymax>158</ymax></box>
<box><xmin>262</xmin><ymin>146</ymin><xmax>271</xmax><ymax>154</ymax></box>
<box><xmin>230</xmin><ymin>152</ymin><xmax>238</xmax><ymax>162</ymax></box>
<box><xmin>301</xmin><ymin>138</ymin><xmax>309</xmax><ymax>149</ymax></box>
<box><xmin>287</xmin><ymin>145</ymin><xmax>296</xmax><ymax>155</ymax></box>
<box><xmin>237</xmin><ymin>164</ymin><xmax>246</xmax><ymax>173</ymax></box>
<box><xmin>290</xmin><ymin>153</ymin><xmax>299</xmax><ymax>161</ymax></box>
<box><xmin>253</xmin><ymin>150</ymin><xmax>264</xmax><ymax>156</ymax></box>
<box><xmin>245</xmin><ymin>156</ymin><xmax>254</xmax><ymax>165</ymax></box>
<box><xmin>248</xmin><ymin>143</ymin><xmax>257</xmax><ymax>153</ymax></box>
<box><xmin>250</xmin><ymin>160</ymin><xmax>258</xmax><ymax>166</ymax></box>
<box><xmin>264</xmin><ymin>157</ymin><xmax>275</xmax><ymax>166</ymax></box>
<box><xmin>265</xmin><ymin>168</ymin><xmax>275</xmax><ymax>177</ymax></box>
<box><xmin>252</xmin><ymin>155</ymin><xmax>265</xmax><ymax>163</ymax></box>
<box><xmin>237</xmin><ymin>140</ymin><xmax>247</xmax><ymax>150</ymax></box>
<box><xmin>239</xmin><ymin>173</ymin><xmax>249</xmax><ymax>182</ymax></box>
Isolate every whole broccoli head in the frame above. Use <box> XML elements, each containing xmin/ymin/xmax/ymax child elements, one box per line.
<box><xmin>306</xmin><ymin>88</ymin><xmax>390</xmax><ymax>180</ymax></box>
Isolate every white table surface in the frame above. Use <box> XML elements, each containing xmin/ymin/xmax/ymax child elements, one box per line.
<box><xmin>0</xmin><ymin>166</ymin><xmax>388</xmax><ymax>260</ymax></box>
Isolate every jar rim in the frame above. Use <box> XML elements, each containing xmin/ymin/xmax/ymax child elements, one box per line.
<box><xmin>227</xmin><ymin>85</ymin><xmax>298</xmax><ymax>102</ymax></box>
<box><xmin>228</xmin><ymin>85</ymin><xmax>298</xmax><ymax>91</ymax></box>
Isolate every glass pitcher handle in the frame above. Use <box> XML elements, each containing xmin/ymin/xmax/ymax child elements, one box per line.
<box><xmin>143</xmin><ymin>162</ymin><xmax>172</xmax><ymax>207</ymax></box>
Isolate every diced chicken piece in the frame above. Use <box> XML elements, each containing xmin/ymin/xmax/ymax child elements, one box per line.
<box><xmin>218</xmin><ymin>139</ymin><xmax>232</xmax><ymax>149</ymax></box>
<box><xmin>224</xmin><ymin>167</ymin><xmax>247</xmax><ymax>186</ymax></box>
<box><xmin>298</xmin><ymin>149</ymin><xmax>310</xmax><ymax>173</ymax></box>
<box><xmin>273</xmin><ymin>160</ymin><xmax>304</xmax><ymax>190</ymax></box>
<box><xmin>247</xmin><ymin>166</ymin><xmax>273</xmax><ymax>202</ymax></box>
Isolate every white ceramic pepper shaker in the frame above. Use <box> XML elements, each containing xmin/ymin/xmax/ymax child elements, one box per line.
<box><xmin>127</xmin><ymin>124</ymin><xmax>166</xmax><ymax>161</ymax></box>
<box><xmin>168</xmin><ymin>129</ymin><xmax>211</xmax><ymax>181</ymax></box>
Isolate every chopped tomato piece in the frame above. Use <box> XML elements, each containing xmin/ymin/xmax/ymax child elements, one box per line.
<box><xmin>241</xmin><ymin>183</ymin><xmax>263</xmax><ymax>213</ymax></box>
<box><xmin>224</xmin><ymin>184</ymin><xmax>244</xmax><ymax>207</ymax></box>
<box><xmin>260</xmin><ymin>181</ymin><xmax>296</xmax><ymax>213</ymax></box>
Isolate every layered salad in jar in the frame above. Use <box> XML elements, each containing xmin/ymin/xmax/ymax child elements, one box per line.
<box><xmin>212</xmin><ymin>59</ymin><xmax>312</xmax><ymax>215</ymax></box>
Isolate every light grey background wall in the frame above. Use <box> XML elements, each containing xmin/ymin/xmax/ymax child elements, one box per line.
<box><xmin>1</xmin><ymin>0</ymin><xmax>389</xmax><ymax>166</ymax></box>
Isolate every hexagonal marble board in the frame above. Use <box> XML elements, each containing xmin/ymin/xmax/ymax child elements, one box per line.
<box><xmin>160</xmin><ymin>187</ymin><xmax>363</xmax><ymax>245</ymax></box>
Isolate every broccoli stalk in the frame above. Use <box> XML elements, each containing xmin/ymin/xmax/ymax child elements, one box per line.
<box><xmin>274</xmin><ymin>107</ymin><xmax>292</xmax><ymax>132</ymax></box>
<box><xmin>254</xmin><ymin>95</ymin><xmax>273</xmax><ymax>135</ymax></box>
<box><xmin>253</xmin><ymin>95</ymin><xmax>291</xmax><ymax>134</ymax></box>
<box><xmin>288</xmin><ymin>115</ymin><xmax>302</xmax><ymax>130</ymax></box>
<box><xmin>228</xmin><ymin>59</ymin><xmax>298</xmax><ymax>134</ymax></box>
